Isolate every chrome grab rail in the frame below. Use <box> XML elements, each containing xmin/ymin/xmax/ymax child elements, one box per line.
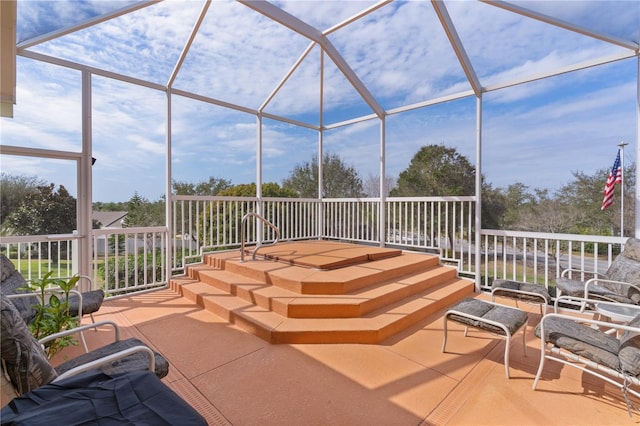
<box><xmin>240</xmin><ymin>213</ymin><xmax>280</xmax><ymax>262</ymax></box>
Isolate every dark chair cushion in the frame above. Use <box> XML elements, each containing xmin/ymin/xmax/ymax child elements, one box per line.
<box><xmin>68</xmin><ymin>289</ymin><xmax>105</xmax><ymax>316</ymax></box>
<box><xmin>534</xmin><ymin>315</ymin><xmax>621</xmax><ymax>371</ymax></box>
<box><xmin>492</xmin><ymin>279</ymin><xmax>550</xmax><ymax>303</ymax></box>
<box><xmin>619</xmin><ymin>314</ymin><xmax>640</xmax><ymax>377</ymax></box>
<box><xmin>55</xmin><ymin>338</ymin><xmax>170</xmax><ymax>379</ymax></box>
<box><xmin>0</xmin><ymin>294</ymin><xmax>58</xmax><ymax>394</ymax></box>
<box><xmin>447</xmin><ymin>298</ymin><xmax>528</xmax><ymax>336</ymax></box>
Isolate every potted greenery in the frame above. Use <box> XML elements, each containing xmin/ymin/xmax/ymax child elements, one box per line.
<box><xmin>21</xmin><ymin>272</ymin><xmax>81</xmax><ymax>357</ymax></box>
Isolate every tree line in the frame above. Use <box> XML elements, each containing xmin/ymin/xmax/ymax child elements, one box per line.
<box><xmin>1</xmin><ymin>145</ymin><xmax>634</xmax><ymax>237</ymax></box>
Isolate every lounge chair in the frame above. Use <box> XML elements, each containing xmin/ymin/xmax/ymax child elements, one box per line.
<box><xmin>555</xmin><ymin>237</ymin><xmax>640</xmax><ymax>306</ymax></box>
<box><xmin>0</xmin><ymin>294</ymin><xmax>169</xmax><ymax>396</ymax></box>
<box><xmin>533</xmin><ymin>296</ymin><xmax>640</xmax><ymax>414</ymax></box>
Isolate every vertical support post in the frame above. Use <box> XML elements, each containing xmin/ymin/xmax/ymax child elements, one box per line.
<box><xmin>165</xmin><ymin>89</ymin><xmax>173</xmax><ymax>283</ymax></box>
<box><xmin>474</xmin><ymin>94</ymin><xmax>483</xmax><ymax>293</ymax></box>
<box><xmin>379</xmin><ymin>116</ymin><xmax>386</xmax><ymax>247</ymax></box>
<box><xmin>78</xmin><ymin>69</ymin><xmax>93</xmax><ymax>289</ymax></box>
<box><xmin>619</xmin><ymin>141</ymin><xmax>628</xmax><ymax>237</ymax></box>
<box><xmin>256</xmin><ymin>113</ymin><xmax>263</xmax><ymax>243</ymax></box>
<box><xmin>636</xmin><ymin>56</ymin><xmax>640</xmax><ymax>238</ymax></box>
<box><xmin>317</xmin><ymin>49</ymin><xmax>324</xmax><ymax>240</ymax></box>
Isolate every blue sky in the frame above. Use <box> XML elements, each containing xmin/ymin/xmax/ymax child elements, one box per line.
<box><xmin>1</xmin><ymin>0</ymin><xmax>638</xmax><ymax>202</ymax></box>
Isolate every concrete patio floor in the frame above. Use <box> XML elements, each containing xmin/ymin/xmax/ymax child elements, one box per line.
<box><xmin>23</xmin><ymin>289</ymin><xmax>640</xmax><ymax>425</ymax></box>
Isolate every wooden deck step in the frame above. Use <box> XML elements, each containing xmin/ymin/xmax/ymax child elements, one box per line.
<box><xmin>171</xmin><ymin>242</ymin><xmax>475</xmax><ymax>344</ymax></box>
<box><xmin>190</xmin><ymin>264</ymin><xmax>458</xmax><ymax>318</ymax></box>
<box><xmin>172</xmin><ymin>276</ymin><xmax>472</xmax><ymax>344</ymax></box>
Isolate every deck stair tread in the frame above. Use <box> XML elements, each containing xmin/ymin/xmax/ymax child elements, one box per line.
<box><xmin>203</xmin><ymin>251</ymin><xmax>440</xmax><ymax>294</ymax></box>
<box><xmin>174</xmin><ymin>277</ymin><xmax>472</xmax><ymax>344</ymax></box>
<box><xmin>191</xmin><ymin>264</ymin><xmax>458</xmax><ymax>318</ymax></box>
<box><xmin>172</xmin><ymin>242</ymin><xmax>475</xmax><ymax>344</ymax></box>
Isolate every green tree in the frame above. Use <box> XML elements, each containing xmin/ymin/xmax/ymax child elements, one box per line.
<box><xmin>93</xmin><ymin>201</ymin><xmax>127</xmax><ymax>211</ymax></box>
<box><xmin>218</xmin><ymin>182</ymin><xmax>297</xmax><ymax>198</ymax></box>
<box><xmin>5</xmin><ymin>183</ymin><xmax>76</xmax><ymax>236</ymax></box>
<box><xmin>363</xmin><ymin>174</ymin><xmax>396</xmax><ymax>197</ymax></box>
<box><xmin>391</xmin><ymin>144</ymin><xmax>475</xmax><ymax>196</ymax></box>
<box><xmin>499</xmin><ymin>183</ymin><xmax>536</xmax><ymax>230</ymax></box>
<box><xmin>173</xmin><ymin>176</ymin><xmax>232</xmax><ymax>195</ymax></box>
<box><xmin>0</xmin><ymin>173</ymin><xmax>46</xmax><ymax>227</ymax></box>
<box><xmin>283</xmin><ymin>153</ymin><xmax>364</xmax><ymax>198</ymax></box>
<box><xmin>122</xmin><ymin>192</ymin><xmax>164</xmax><ymax>227</ymax></box>
<box><xmin>390</xmin><ymin>144</ymin><xmax>503</xmax><ymax>229</ymax></box>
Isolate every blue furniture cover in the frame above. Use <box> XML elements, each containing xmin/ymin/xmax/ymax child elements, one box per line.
<box><xmin>1</xmin><ymin>370</ymin><xmax>206</xmax><ymax>425</ymax></box>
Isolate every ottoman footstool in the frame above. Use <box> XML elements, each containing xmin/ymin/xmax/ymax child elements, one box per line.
<box><xmin>491</xmin><ymin>279</ymin><xmax>550</xmax><ymax>316</ymax></box>
<box><xmin>442</xmin><ymin>298</ymin><xmax>528</xmax><ymax>378</ymax></box>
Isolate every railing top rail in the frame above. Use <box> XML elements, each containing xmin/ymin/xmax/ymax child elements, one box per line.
<box><xmin>171</xmin><ymin>195</ymin><xmax>260</xmax><ymax>202</ymax></box>
<box><xmin>171</xmin><ymin>195</ymin><xmax>477</xmax><ymax>203</ymax></box>
<box><xmin>0</xmin><ymin>233</ymin><xmax>81</xmax><ymax>244</ymax></box>
<box><xmin>386</xmin><ymin>196</ymin><xmax>476</xmax><ymax>202</ymax></box>
<box><xmin>91</xmin><ymin>226</ymin><xmax>167</xmax><ymax>236</ymax></box>
<box><xmin>481</xmin><ymin>229</ymin><xmax>626</xmax><ymax>244</ymax></box>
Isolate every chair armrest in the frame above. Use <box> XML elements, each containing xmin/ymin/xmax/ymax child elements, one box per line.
<box><xmin>38</xmin><ymin>320</ymin><xmax>121</xmax><ymax>345</ymax></box>
<box><xmin>7</xmin><ymin>289</ymin><xmax>85</xmax><ymax>318</ymax></box>
<box><xmin>561</xmin><ymin>268</ymin><xmax>608</xmax><ymax>279</ymax></box>
<box><xmin>540</xmin><ymin>308</ymin><xmax>640</xmax><ymax>337</ymax></box>
<box><xmin>584</xmin><ymin>278</ymin><xmax>640</xmax><ymax>303</ymax></box>
<box><xmin>553</xmin><ymin>295</ymin><xmax>640</xmax><ymax>314</ymax></box>
<box><xmin>53</xmin><ymin>346</ymin><xmax>156</xmax><ymax>382</ymax></box>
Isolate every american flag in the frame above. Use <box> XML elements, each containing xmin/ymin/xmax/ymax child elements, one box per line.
<box><xmin>601</xmin><ymin>149</ymin><xmax>622</xmax><ymax>211</ymax></box>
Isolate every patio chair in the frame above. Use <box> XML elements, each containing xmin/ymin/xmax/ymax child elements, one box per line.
<box><xmin>0</xmin><ymin>254</ymin><xmax>105</xmax><ymax>325</ymax></box>
<box><xmin>0</xmin><ymin>294</ymin><xmax>169</xmax><ymax>397</ymax></box>
<box><xmin>533</xmin><ymin>297</ymin><xmax>640</xmax><ymax>414</ymax></box>
<box><xmin>555</xmin><ymin>237</ymin><xmax>640</xmax><ymax>307</ymax></box>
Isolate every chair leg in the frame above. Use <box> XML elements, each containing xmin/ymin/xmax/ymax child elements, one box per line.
<box><xmin>532</xmin><ymin>351</ymin><xmax>546</xmax><ymax>390</ymax></box>
<box><xmin>79</xmin><ymin>330</ymin><xmax>89</xmax><ymax>353</ymax></box>
<box><xmin>442</xmin><ymin>315</ymin><xmax>449</xmax><ymax>353</ymax></box>
<box><xmin>503</xmin><ymin>332</ymin><xmax>511</xmax><ymax>379</ymax></box>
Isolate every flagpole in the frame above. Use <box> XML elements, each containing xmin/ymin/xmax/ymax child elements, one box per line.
<box><xmin>618</xmin><ymin>141</ymin><xmax>628</xmax><ymax>237</ymax></box>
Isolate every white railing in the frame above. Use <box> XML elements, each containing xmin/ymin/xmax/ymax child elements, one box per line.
<box><xmin>385</xmin><ymin>197</ymin><xmax>476</xmax><ymax>275</ymax></box>
<box><xmin>479</xmin><ymin>230</ymin><xmax>626</xmax><ymax>295</ymax></box>
<box><xmin>91</xmin><ymin>226</ymin><xmax>167</xmax><ymax>297</ymax></box>
<box><xmin>1</xmin><ymin>227</ymin><xmax>167</xmax><ymax>297</ymax></box>
<box><xmin>0</xmin><ymin>196</ymin><xmax>627</xmax><ymax>300</ymax></box>
<box><xmin>0</xmin><ymin>234</ymin><xmax>79</xmax><ymax>280</ymax></box>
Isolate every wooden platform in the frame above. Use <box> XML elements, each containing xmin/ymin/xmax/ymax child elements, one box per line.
<box><xmin>170</xmin><ymin>241</ymin><xmax>475</xmax><ymax>344</ymax></box>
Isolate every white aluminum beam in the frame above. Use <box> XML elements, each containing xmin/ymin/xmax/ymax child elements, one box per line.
<box><xmin>482</xmin><ymin>51</ymin><xmax>636</xmax><ymax>93</ymax></box>
<box><xmin>324</xmin><ymin>1</ymin><xmax>392</xmax><ymax>36</ymax></box>
<box><xmin>168</xmin><ymin>0</ymin><xmax>211</xmax><ymax>88</ymax></box>
<box><xmin>386</xmin><ymin>89</ymin><xmax>476</xmax><ymax>116</ymax></box>
<box><xmin>483</xmin><ymin>0</ymin><xmax>638</xmax><ymax>51</ymax></box>
<box><xmin>238</xmin><ymin>0</ymin><xmax>385</xmax><ymax>119</ymax></box>
<box><xmin>0</xmin><ymin>144</ymin><xmax>82</xmax><ymax>160</ymax></box>
<box><xmin>18</xmin><ymin>50</ymin><xmax>166</xmax><ymax>91</ymax></box>
<box><xmin>431</xmin><ymin>0</ymin><xmax>482</xmax><ymax>97</ymax></box>
<box><xmin>260</xmin><ymin>41</ymin><xmax>316</xmax><ymax>112</ymax></box>
<box><xmin>17</xmin><ymin>1</ymin><xmax>161</xmax><ymax>49</ymax></box>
